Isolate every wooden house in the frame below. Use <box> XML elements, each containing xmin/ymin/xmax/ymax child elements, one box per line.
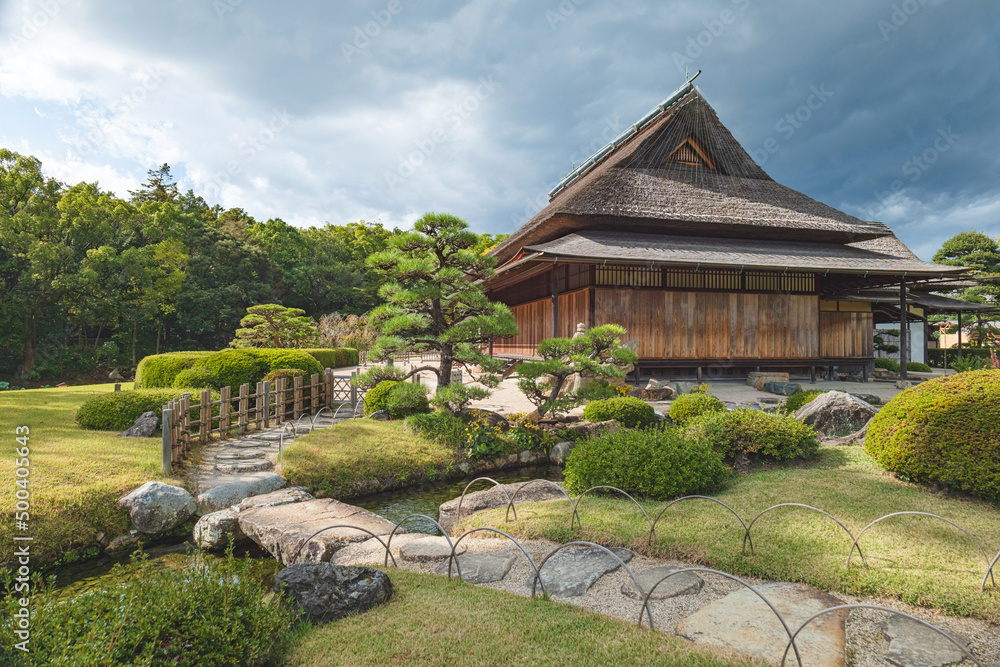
<box><xmin>486</xmin><ymin>77</ymin><xmax>971</xmax><ymax>380</ymax></box>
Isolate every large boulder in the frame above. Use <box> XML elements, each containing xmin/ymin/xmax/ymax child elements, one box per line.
<box><xmin>118</xmin><ymin>411</ymin><xmax>159</xmax><ymax>438</ymax></box>
<box><xmin>194</xmin><ymin>488</ymin><xmax>315</xmax><ymax>550</ymax></box>
<box><xmin>549</xmin><ymin>440</ymin><xmax>574</xmax><ymax>466</ymax></box>
<box><xmin>118</xmin><ymin>481</ymin><xmax>196</xmax><ymax>534</ymax></box>
<box><xmin>747</xmin><ymin>372</ymin><xmax>789</xmax><ymax>390</ymax></box>
<box><xmin>795</xmin><ymin>391</ymin><xmax>877</xmax><ymax>437</ymax></box>
<box><xmin>274</xmin><ymin>563</ymin><xmax>392</xmax><ymax>624</ymax></box>
<box><xmin>195</xmin><ymin>472</ymin><xmax>285</xmax><ymax>515</ymax></box>
<box><xmin>762</xmin><ymin>381</ymin><xmax>802</xmax><ymax>396</ymax></box>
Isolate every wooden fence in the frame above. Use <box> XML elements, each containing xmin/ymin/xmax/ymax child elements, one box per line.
<box><xmin>161</xmin><ymin>369</ymin><xmax>359</xmax><ymax>473</ymax></box>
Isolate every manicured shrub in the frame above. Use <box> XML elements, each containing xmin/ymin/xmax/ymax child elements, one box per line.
<box><xmin>875</xmin><ymin>357</ymin><xmax>900</xmax><ymax>372</ymax></box>
<box><xmin>582</xmin><ymin>396</ymin><xmax>656</xmax><ymax>428</ymax></box>
<box><xmin>782</xmin><ymin>389</ymin><xmax>826</xmax><ymax>414</ymax></box>
<box><xmin>193</xmin><ymin>349</ymin><xmax>269</xmax><ymax>389</ymax></box>
<box><xmin>687</xmin><ymin>408</ymin><xmax>819</xmax><ymax>461</ymax></box>
<box><xmin>405</xmin><ymin>409</ymin><xmax>466</xmax><ymax>448</ymax></box>
<box><xmin>385</xmin><ymin>382</ymin><xmax>430</xmax><ymax>419</ymax></box>
<box><xmin>5</xmin><ymin>553</ymin><xmax>297</xmax><ymax>666</ymax></box>
<box><xmin>365</xmin><ymin>380</ymin><xmax>401</xmax><ymax>415</ymax></box>
<box><xmin>134</xmin><ymin>351</ymin><xmax>213</xmax><ymax>388</ymax></box>
<box><xmin>668</xmin><ymin>393</ymin><xmax>726</xmax><ymax>424</ymax></box>
<box><xmin>252</xmin><ymin>349</ymin><xmax>323</xmax><ymax>378</ymax></box>
<box><xmin>563</xmin><ymin>427</ymin><xmax>727</xmax><ymax>500</ymax></box>
<box><xmin>262</xmin><ymin>368</ymin><xmax>307</xmax><ymax>385</ymax></box>
<box><xmin>172</xmin><ymin>366</ymin><xmax>220</xmax><ymax>389</ymax></box>
<box><xmin>865</xmin><ymin>370</ymin><xmax>1000</xmax><ymax>501</ymax></box>
<box><xmin>907</xmin><ymin>361</ymin><xmax>932</xmax><ymax>373</ymax></box>
<box><xmin>75</xmin><ymin>388</ymin><xmax>212</xmax><ymax>431</ymax></box>
<box><xmin>303</xmin><ymin>347</ymin><xmax>360</xmax><ymax>368</ymax></box>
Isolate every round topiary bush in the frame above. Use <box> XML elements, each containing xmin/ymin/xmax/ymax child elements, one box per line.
<box><xmin>865</xmin><ymin>370</ymin><xmax>1000</xmax><ymax>501</ymax></box>
<box><xmin>75</xmin><ymin>388</ymin><xmax>211</xmax><ymax>431</ymax></box>
<box><xmin>385</xmin><ymin>382</ymin><xmax>430</xmax><ymax>419</ymax></box>
<box><xmin>782</xmin><ymin>389</ymin><xmax>826</xmax><ymax>414</ymax></box>
<box><xmin>907</xmin><ymin>361</ymin><xmax>932</xmax><ymax>373</ymax></box>
<box><xmin>135</xmin><ymin>351</ymin><xmax>214</xmax><ymax>388</ymax></box>
<box><xmin>364</xmin><ymin>380</ymin><xmax>401</xmax><ymax>416</ymax></box>
<box><xmin>875</xmin><ymin>357</ymin><xmax>900</xmax><ymax>372</ymax></box>
<box><xmin>687</xmin><ymin>408</ymin><xmax>819</xmax><ymax>461</ymax></box>
<box><xmin>563</xmin><ymin>426</ymin><xmax>727</xmax><ymax>500</ymax></box>
<box><xmin>668</xmin><ymin>393</ymin><xmax>726</xmax><ymax>424</ymax></box>
<box><xmin>582</xmin><ymin>396</ymin><xmax>656</xmax><ymax>428</ymax></box>
<box><xmin>192</xmin><ymin>349</ymin><xmax>269</xmax><ymax>389</ymax></box>
<box><xmin>173</xmin><ymin>367</ymin><xmax>219</xmax><ymax>389</ymax></box>
<box><xmin>253</xmin><ymin>349</ymin><xmax>324</xmax><ymax>379</ymax></box>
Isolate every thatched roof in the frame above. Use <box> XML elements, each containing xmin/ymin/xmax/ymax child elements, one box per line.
<box><xmin>491</xmin><ymin>87</ymin><xmax>889</xmax><ymax>266</ymax></box>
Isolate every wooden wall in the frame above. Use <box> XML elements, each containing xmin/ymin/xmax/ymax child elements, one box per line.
<box><xmin>495</xmin><ymin>289</ymin><xmax>591</xmax><ymax>355</ymax></box>
<box><xmin>820</xmin><ymin>312</ymin><xmax>874</xmax><ymax>358</ymax></box>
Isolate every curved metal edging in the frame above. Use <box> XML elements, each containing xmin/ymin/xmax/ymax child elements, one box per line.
<box><xmin>278</xmin><ymin>421</ymin><xmax>297</xmax><ymax>469</ymax></box>
<box><xmin>573</xmin><ymin>486</ymin><xmax>655</xmax><ymax>538</ymax></box>
<box><xmin>288</xmin><ymin>524</ymin><xmax>398</xmax><ymax>567</ymax></box>
<box><xmin>444</xmin><ymin>527</ymin><xmax>544</xmax><ymax>595</ymax></box>
<box><xmin>847</xmin><ymin>512</ymin><xmax>996</xmax><ymax>587</ymax></box>
<box><xmin>638</xmin><ymin>567</ymin><xmax>802</xmax><ymax>667</ymax></box>
<box><xmin>742</xmin><ymin>503</ymin><xmax>865</xmax><ymax>565</ymax></box>
<box><xmin>382</xmin><ymin>513</ymin><xmax>462</xmax><ymax>581</ymax></box>
<box><xmin>456</xmin><ymin>477</ymin><xmax>517</xmax><ymax>528</ymax></box>
<box><xmin>503</xmin><ymin>479</ymin><xmax>578</xmax><ymax>527</ymax></box>
<box><xmin>646</xmin><ymin>495</ymin><xmax>748</xmax><ymax>551</ymax></box>
<box><xmin>779</xmin><ymin>604</ymin><xmax>982</xmax><ymax>667</ymax></box>
<box><xmin>294</xmin><ymin>412</ymin><xmax>313</xmax><ymax>433</ymax></box>
<box><xmin>984</xmin><ymin>550</ymin><xmax>1000</xmax><ymax>592</ymax></box>
<box><xmin>310</xmin><ymin>406</ymin><xmax>334</xmax><ymax>427</ymax></box>
<box><xmin>531</xmin><ymin>540</ymin><xmax>653</xmax><ymax>625</ymax></box>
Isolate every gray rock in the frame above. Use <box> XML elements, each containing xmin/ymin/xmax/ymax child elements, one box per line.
<box><xmin>193</xmin><ymin>508</ymin><xmax>243</xmax><ymax>550</ymax></box>
<box><xmin>460</xmin><ymin>408</ymin><xmax>510</xmax><ymax>432</ymax></box>
<box><xmin>106</xmin><ymin>532</ymin><xmax>141</xmax><ymax>555</ymax></box>
<box><xmin>881</xmin><ymin>616</ymin><xmax>970</xmax><ymax>667</ymax></box>
<box><xmin>369</xmin><ymin>410</ymin><xmax>390</xmax><ymax>421</ymax></box>
<box><xmin>850</xmin><ymin>393</ymin><xmax>882</xmax><ymax>406</ymax></box>
<box><xmin>399</xmin><ymin>536</ymin><xmax>467</xmax><ymax>563</ymax></box>
<box><xmin>534</xmin><ymin>546</ymin><xmax>634</xmax><ymax>597</ymax></box>
<box><xmin>670</xmin><ymin>382</ymin><xmax>696</xmax><ymax>395</ymax></box>
<box><xmin>795</xmin><ymin>391</ymin><xmax>878</xmax><ymax>437</ymax></box>
<box><xmin>747</xmin><ymin>372</ymin><xmax>789</xmax><ymax>390</ymax></box>
<box><xmin>549</xmin><ymin>441</ymin><xmax>574</xmax><ymax>466</ymax></box>
<box><xmin>118</xmin><ymin>481</ymin><xmax>196</xmax><ymax>534</ymax></box>
<box><xmin>214</xmin><ymin>459</ymin><xmax>273</xmax><ymax>473</ymax></box>
<box><xmin>438</xmin><ymin>480</ymin><xmax>567</xmax><ymax>533</ymax></box>
<box><xmin>621</xmin><ymin>565</ymin><xmax>704</xmax><ymax>600</ymax></box>
<box><xmin>434</xmin><ymin>553</ymin><xmax>517</xmax><ymax>583</ymax></box>
<box><xmin>519</xmin><ymin>449</ymin><xmax>543</xmax><ymax>464</ymax></box>
<box><xmin>195</xmin><ymin>473</ymin><xmax>285</xmax><ymax>515</ymax></box>
<box><xmin>236</xmin><ymin>487</ymin><xmax>314</xmax><ymax>511</ymax></box>
<box><xmin>274</xmin><ymin>563</ymin><xmax>392</xmax><ymax>624</ymax></box>
<box><xmin>676</xmin><ymin>582</ymin><xmax>847</xmax><ymax>666</ymax></box>
<box><xmin>239</xmin><ymin>498</ymin><xmax>402</xmax><ymax>565</ymax></box>
<box><xmin>762</xmin><ymin>381</ymin><xmax>802</xmax><ymax>396</ymax></box>
<box><xmin>118</xmin><ymin>411</ymin><xmax>159</xmax><ymax>438</ymax></box>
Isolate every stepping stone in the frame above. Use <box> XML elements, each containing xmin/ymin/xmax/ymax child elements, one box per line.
<box><xmin>533</xmin><ymin>546</ymin><xmax>633</xmax><ymax>597</ymax></box>
<box><xmin>399</xmin><ymin>536</ymin><xmax>468</xmax><ymax>563</ymax></box>
<box><xmin>256</xmin><ymin>432</ymin><xmax>286</xmax><ymax>442</ymax></box>
<box><xmin>676</xmin><ymin>582</ymin><xmax>847</xmax><ymax>666</ymax></box>
<box><xmin>224</xmin><ymin>439</ymin><xmax>270</xmax><ymax>449</ymax></box>
<box><xmin>434</xmin><ymin>553</ymin><xmax>517</xmax><ymax>583</ymax></box>
<box><xmin>194</xmin><ymin>472</ymin><xmax>285</xmax><ymax>514</ymax></box>
<box><xmin>622</xmin><ymin>565</ymin><xmax>704</xmax><ymax>600</ymax></box>
<box><xmin>214</xmin><ymin>459</ymin><xmax>273</xmax><ymax>473</ymax></box>
<box><xmin>881</xmin><ymin>616</ymin><xmax>970</xmax><ymax>667</ymax></box>
<box><xmin>214</xmin><ymin>450</ymin><xmax>262</xmax><ymax>461</ymax></box>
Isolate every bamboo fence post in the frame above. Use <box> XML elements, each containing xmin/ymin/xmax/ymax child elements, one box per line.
<box><xmin>293</xmin><ymin>375</ymin><xmax>303</xmax><ymax>419</ymax></box>
<box><xmin>199</xmin><ymin>389</ymin><xmax>211</xmax><ymax>444</ymax></box>
<box><xmin>325</xmin><ymin>369</ymin><xmax>334</xmax><ymax>408</ymax></box>
<box><xmin>350</xmin><ymin>371</ymin><xmax>357</xmax><ymax>411</ymax></box>
<box><xmin>262</xmin><ymin>381</ymin><xmax>271</xmax><ymax>428</ymax></box>
<box><xmin>254</xmin><ymin>382</ymin><xmax>264</xmax><ymax>431</ymax></box>
<box><xmin>180</xmin><ymin>393</ymin><xmax>191</xmax><ymax>458</ymax></box>
<box><xmin>309</xmin><ymin>374</ymin><xmax>320</xmax><ymax>414</ymax></box>
<box><xmin>219</xmin><ymin>386</ymin><xmax>231</xmax><ymax>440</ymax></box>
<box><xmin>275</xmin><ymin>378</ymin><xmax>286</xmax><ymax>424</ymax></box>
<box><xmin>238</xmin><ymin>383</ymin><xmax>249</xmax><ymax>435</ymax></box>
<box><xmin>161</xmin><ymin>407</ymin><xmax>173</xmax><ymax>474</ymax></box>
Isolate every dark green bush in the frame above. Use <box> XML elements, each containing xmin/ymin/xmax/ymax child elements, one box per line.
<box><xmin>563</xmin><ymin>427</ymin><xmax>727</xmax><ymax>500</ymax></box>
<box><xmin>865</xmin><ymin>370</ymin><xmax>1000</xmax><ymax>501</ymax></box>
<box><xmin>365</xmin><ymin>380</ymin><xmax>401</xmax><ymax>415</ymax></box>
<box><xmin>582</xmin><ymin>396</ymin><xmax>656</xmax><ymax>428</ymax></box>
<box><xmin>305</xmin><ymin>347</ymin><xmax>359</xmax><ymax>368</ymax></box>
<box><xmin>252</xmin><ymin>349</ymin><xmax>323</xmax><ymax>379</ymax></box>
<box><xmin>907</xmin><ymin>361</ymin><xmax>932</xmax><ymax>373</ymax></box>
<box><xmin>173</xmin><ymin>366</ymin><xmax>219</xmax><ymax>389</ymax></box>
<box><xmin>193</xmin><ymin>349</ymin><xmax>269</xmax><ymax>389</ymax></box>
<box><xmin>782</xmin><ymin>389</ymin><xmax>826</xmax><ymax>414</ymax></box>
<box><xmin>385</xmin><ymin>382</ymin><xmax>430</xmax><ymax>419</ymax></box>
<box><xmin>405</xmin><ymin>409</ymin><xmax>466</xmax><ymax>448</ymax></box>
<box><xmin>75</xmin><ymin>388</ymin><xmax>213</xmax><ymax>432</ymax></box>
<box><xmin>687</xmin><ymin>408</ymin><xmax>819</xmax><ymax>461</ymax></box>
<box><xmin>2</xmin><ymin>553</ymin><xmax>296</xmax><ymax>666</ymax></box>
<box><xmin>134</xmin><ymin>351</ymin><xmax>213</xmax><ymax>388</ymax></box>
<box><xmin>262</xmin><ymin>367</ymin><xmax>307</xmax><ymax>385</ymax></box>
<box><xmin>875</xmin><ymin>357</ymin><xmax>900</xmax><ymax>372</ymax></box>
<box><xmin>668</xmin><ymin>393</ymin><xmax>726</xmax><ymax>424</ymax></box>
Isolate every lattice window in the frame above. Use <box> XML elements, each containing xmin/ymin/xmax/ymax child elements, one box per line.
<box><xmin>662</xmin><ymin>137</ymin><xmax>716</xmax><ymax>170</ymax></box>
<box><xmin>596</xmin><ymin>266</ymin><xmax>663</xmax><ymax>287</ymax></box>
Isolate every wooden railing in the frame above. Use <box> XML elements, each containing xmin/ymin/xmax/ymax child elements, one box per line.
<box><xmin>161</xmin><ymin>369</ymin><xmax>359</xmax><ymax>473</ymax></box>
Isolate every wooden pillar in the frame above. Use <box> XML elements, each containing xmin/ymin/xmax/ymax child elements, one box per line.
<box><xmin>551</xmin><ymin>265</ymin><xmax>559</xmax><ymax>337</ymax></box>
<box><xmin>199</xmin><ymin>389</ymin><xmax>210</xmax><ymax>444</ymax></box>
<box><xmin>161</xmin><ymin>408</ymin><xmax>173</xmax><ymax>474</ymax></box>
<box><xmin>958</xmin><ymin>311</ymin><xmax>963</xmax><ymax>356</ymax></box>
<box><xmin>293</xmin><ymin>375</ymin><xmax>303</xmax><ymax>419</ymax></box>
<box><xmin>238</xmin><ymin>383</ymin><xmax>249</xmax><ymax>435</ymax></box>
<box><xmin>899</xmin><ymin>280</ymin><xmax>908</xmax><ymax>383</ymax></box>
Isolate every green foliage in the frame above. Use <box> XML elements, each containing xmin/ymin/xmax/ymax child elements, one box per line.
<box><xmin>75</xmin><ymin>388</ymin><xmax>211</xmax><ymax>431</ymax></box>
<box><xmin>952</xmin><ymin>356</ymin><xmax>989</xmax><ymax>373</ymax></box>
<box><xmin>507</xmin><ymin>412</ymin><xmax>546</xmax><ymax>451</ymax></box>
<box><xmin>2</xmin><ymin>552</ymin><xmax>297</xmax><ymax>666</ymax></box>
<box><xmin>172</xmin><ymin>366</ymin><xmax>219</xmax><ymax>389</ymax></box>
<box><xmin>928</xmin><ymin>347</ymin><xmax>994</xmax><ymax>368</ymax></box>
<box><xmin>229</xmin><ymin>303</ymin><xmax>320</xmax><ymax>349</ymax></box>
<box><xmin>385</xmin><ymin>382</ymin><xmax>431</xmax><ymax>419</ymax></box>
<box><xmin>464</xmin><ymin>415</ymin><xmax>508</xmax><ymax>460</ymax></box>
<box><xmin>875</xmin><ymin>357</ymin><xmax>900</xmax><ymax>372</ymax></box>
<box><xmin>253</xmin><ymin>349</ymin><xmax>323</xmax><ymax>378</ymax></box>
<box><xmin>782</xmin><ymin>390</ymin><xmax>827</xmax><ymax>414</ymax></box>
<box><xmin>865</xmin><ymin>370</ymin><xmax>1000</xmax><ymax>500</ymax></box>
<box><xmin>405</xmin><ymin>410</ymin><xmax>466</xmax><ymax>449</ymax></box>
<box><xmin>668</xmin><ymin>393</ymin><xmax>726</xmax><ymax>425</ymax></box>
<box><xmin>907</xmin><ymin>361</ymin><xmax>932</xmax><ymax>373</ymax></box>
<box><xmin>134</xmin><ymin>351</ymin><xmax>213</xmax><ymax>388</ymax></box>
<box><xmin>262</xmin><ymin>367</ymin><xmax>307</xmax><ymax>385</ymax></box>
<box><xmin>430</xmin><ymin>383</ymin><xmax>489</xmax><ymax>414</ymax></box>
<box><xmin>304</xmin><ymin>347</ymin><xmax>359</xmax><ymax>369</ymax></box>
<box><xmin>365</xmin><ymin>380</ymin><xmax>401</xmax><ymax>415</ymax></box>
<box><xmin>563</xmin><ymin>427</ymin><xmax>727</xmax><ymax>500</ymax></box>
<box><xmin>582</xmin><ymin>396</ymin><xmax>656</xmax><ymax>428</ymax></box>
<box><xmin>687</xmin><ymin>408</ymin><xmax>819</xmax><ymax>461</ymax></box>
<box><xmin>193</xmin><ymin>349</ymin><xmax>268</xmax><ymax>389</ymax></box>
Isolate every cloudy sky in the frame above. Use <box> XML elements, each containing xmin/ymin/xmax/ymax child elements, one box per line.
<box><xmin>1</xmin><ymin>0</ymin><xmax>997</xmax><ymax>258</ymax></box>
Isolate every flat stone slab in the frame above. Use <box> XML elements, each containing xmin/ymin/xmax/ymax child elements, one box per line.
<box><xmin>215</xmin><ymin>450</ymin><xmax>266</xmax><ymax>461</ymax></box>
<box><xmin>223</xmin><ymin>439</ymin><xmax>270</xmax><ymax>449</ymax></box>
<box><xmin>676</xmin><ymin>582</ymin><xmax>847</xmax><ymax>666</ymax></box>
<box><xmin>195</xmin><ymin>472</ymin><xmax>285</xmax><ymax>513</ymax></box>
<box><xmin>399</xmin><ymin>536</ymin><xmax>468</xmax><ymax>563</ymax></box>
<box><xmin>438</xmin><ymin>480</ymin><xmax>568</xmax><ymax>533</ymax></box>
<box><xmin>622</xmin><ymin>565</ymin><xmax>704</xmax><ymax>600</ymax></box>
<box><xmin>238</xmin><ymin>498</ymin><xmax>403</xmax><ymax>566</ymax></box>
<box><xmin>256</xmin><ymin>432</ymin><xmax>287</xmax><ymax>442</ymax></box>
<box><xmin>534</xmin><ymin>546</ymin><xmax>633</xmax><ymax>598</ymax></box>
<box><xmin>214</xmin><ymin>459</ymin><xmax>273</xmax><ymax>473</ymax></box>
<box><xmin>236</xmin><ymin>487</ymin><xmax>313</xmax><ymax>511</ymax></box>
<box><xmin>881</xmin><ymin>616</ymin><xmax>970</xmax><ymax>667</ymax></box>
<box><xmin>434</xmin><ymin>553</ymin><xmax>517</xmax><ymax>583</ymax></box>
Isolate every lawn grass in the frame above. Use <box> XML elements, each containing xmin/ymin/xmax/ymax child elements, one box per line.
<box><xmin>0</xmin><ymin>384</ymin><xmax>173</xmax><ymax>567</ymax></box>
<box><xmin>466</xmin><ymin>445</ymin><xmax>1000</xmax><ymax>623</ymax></box>
<box><xmin>283</xmin><ymin>419</ymin><xmax>459</xmax><ymax>498</ymax></box>
<box><xmin>280</xmin><ymin>568</ymin><xmax>761</xmax><ymax>667</ymax></box>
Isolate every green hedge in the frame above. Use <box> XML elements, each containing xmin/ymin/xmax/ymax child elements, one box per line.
<box><xmin>688</xmin><ymin>408</ymin><xmax>819</xmax><ymax>461</ymax></box>
<box><xmin>907</xmin><ymin>361</ymin><xmax>933</xmax><ymax>373</ymax></box>
<box><xmin>928</xmin><ymin>347</ymin><xmax>994</xmax><ymax>368</ymax></box>
<box><xmin>192</xmin><ymin>349</ymin><xmax>269</xmax><ymax>389</ymax></box>
<box><xmin>582</xmin><ymin>397</ymin><xmax>656</xmax><ymax>428</ymax></box>
<box><xmin>668</xmin><ymin>393</ymin><xmax>726</xmax><ymax>424</ymax></box>
<box><xmin>134</xmin><ymin>351</ymin><xmax>213</xmax><ymax>389</ymax></box>
<box><xmin>865</xmin><ymin>370</ymin><xmax>1000</xmax><ymax>501</ymax></box>
<box><xmin>875</xmin><ymin>357</ymin><xmax>900</xmax><ymax>372</ymax></box>
<box><xmin>304</xmin><ymin>347</ymin><xmax>359</xmax><ymax>369</ymax></box>
<box><xmin>385</xmin><ymin>383</ymin><xmax>430</xmax><ymax>419</ymax></box>
<box><xmin>75</xmin><ymin>388</ymin><xmax>216</xmax><ymax>431</ymax></box>
<box><xmin>564</xmin><ymin>427</ymin><xmax>727</xmax><ymax>500</ymax></box>
<box><xmin>365</xmin><ymin>381</ymin><xmax>401</xmax><ymax>415</ymax></box>
<box><xmin>173</xmin><ymin>367</ymin><xmax>219</xmax><ymax>389</ymax></box>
